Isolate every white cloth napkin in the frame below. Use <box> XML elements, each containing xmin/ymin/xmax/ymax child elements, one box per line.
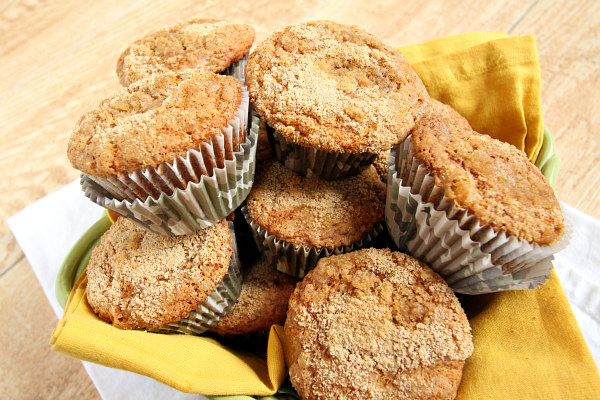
<box><xmin>7</xmin><ymin>180</ymin><xmax>600</xmax><ymax>399</ymax></box>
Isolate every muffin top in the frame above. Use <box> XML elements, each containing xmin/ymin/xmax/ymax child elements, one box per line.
<box><xmin>284</xmin><ymin>248</ymin><xmax>473</xmax><ymax>400</ymax></box>
<box><xmin>117</xmin><ymin>19</ymin><xmax>255</xmax><ymax>86</ymax></box>
<box><xmin>428</xmin><ymin>98</ymin><xmax>471</xmax><ymax>130</ymax></box>
<box><xmin>411</xmin><ymin>116</ymin><xmax>564</xmax><ymax>245</ymax></box>
<box><xmin>86</xmin><ymin>218</ymin><xmax>232</xmax><ymax>330</ymax></box>
<box><xmin>210</xmin><ymin>257</ymin><xmax>298</xmax><ymax>335</ymax></box>
<box><xmin>246</xmin><ymin>161</ymin><xmax>386</xmax><ymax>249</ymax></box>
<box><xmin>246</xmin><ymin>20</ymin><xmax>430</xmax><ymax>153</ymax></box>
<box><xmin>68</xmin><ymin>70</ymin><xmax>242</xmax><ymax>177</ymax></box>
<box><xmin>373</xmin><ymin>98</ymin><xmax>471</xmax><ymax>182</ymax></box>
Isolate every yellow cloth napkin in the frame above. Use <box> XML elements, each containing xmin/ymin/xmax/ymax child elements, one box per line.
<box><xmin>401</xmin><ymin>33</ymin><xmax>544</xmax><ymax>162</ymax></box>
<box><xmin>51</xmin><ymin>33</ymin><xmax>600</xmax><ymax>398</ymax></box>
<box><xmin>51</xmin><ymin>274</ymin><xmax>287</xmax><ymax>396</ymax></box>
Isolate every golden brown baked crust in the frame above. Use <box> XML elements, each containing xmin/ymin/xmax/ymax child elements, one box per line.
<box><xmin>117</xmin><ymin>19</ymin><xmax>255</xmax><ymax>86</ymax></box>
<box><xmin>86</xmin><ymin>218</ymin><xmax>232</xmax><ymax>330</ymax></box>
<box><xmin>373</xmin><ymin>99</ymin><xmax>471</xmax><ymax>183</ymax></box>
<box><xmin>411</xmin><ymin>116</ymin><xmax>564</xmax><ymax>245</ymax></box>
<box><xmin>429</xmin><ymin>98</ymin><xmax>472</xmax><ymax>130</ymax></box>
<box><xmin>246</xmin><ymin>20</ymin><xmax>430</xmax><ymax>153</ymax></box>
<box><xmin>246</xmin><ymin>161</ymin><xmax>386</xmax><ymax>249</ymax></box>
<box><xmin>284</xmin><ymin>248</ymin><xmax>473</xmax><ymax>400</ymax></box>
<box><xmin>210</xmin><ymin>258</ymin><xmax>298</xmax><ymax>335</ymax></box>
<box><xmin>68</xmin><ymin>70</ymin><xmax>242</xmax><ymax>176</ymax></box>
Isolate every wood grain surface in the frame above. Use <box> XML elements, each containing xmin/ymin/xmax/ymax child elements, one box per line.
<box><xmin>1</xmin><ymin>0</ymin><xmax>598</xmax><ymax>398</ymax></box>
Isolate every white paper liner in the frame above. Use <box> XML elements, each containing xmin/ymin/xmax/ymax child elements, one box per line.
<box><xmin>241</xmin><ymin>205</ymin><xmax>384</xmax><ymax>278</ymax></box>
<box><xmin>90</xmin><ymin>87</ymin><xmax>250</xmax><ymax>202</ymax></box>
<box><xmin>266</xmin><ymin>123</ymin><xmax>376</xmax><ymax>180</ymax></box>
<box><xmin>220</xmin><ymin>54</ymin><xmax>248</xmax><ymax>84</ymax></box>
<box><xmin>82</xmin><ymin>111</ymin><xmax>259</xmax><ymax>236</ymax></box>
<box><xmin>385</xmin><ymin>138</ymin><xmax>571</xmax><ymax>294</ymax></box>
<box><xmin>151</xmin><ymin>222</ymin><xmax>242</xmax><ymax>335</ymax></box>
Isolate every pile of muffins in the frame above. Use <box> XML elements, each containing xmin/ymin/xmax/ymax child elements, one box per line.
<box><xmin>66</xmin><ymin>19</ymin><xmax>568</xmax><ymax>400</ymax></box>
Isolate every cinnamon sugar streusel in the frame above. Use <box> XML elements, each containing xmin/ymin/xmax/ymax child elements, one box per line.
<box><xmin>246</xmin><ymin>20</ymin><xmax>430</xmax><ymax>154</ymax></box>
<box><xmin>211</xmin><ymin>257</ymin><xmax>298</xmax><ymax>335</ymax></box>
<box><xmin>86</xmin><ymin>218</ymin><xmax>232</xmax><ymax>330</ymax></box>
<box><xmin>284</xmin><ymin>248</ymin><xmax>473</xmax><ymax>400</ymax></box>
<box><xmin>245</xmin><ymin>161</ymin><xmax>386</xmax><ymax>249</ymax></box>
<box><xmin>374</xmin><ymin>98</ymin><xmax>471</xmax><ymax>182</ymax></box>
<box><xmin>117</xmin><ymin>19</ymin><xmax>255</xmax><ymax>86</ymax></box>
<box><xmin>67</xmin><ymin>70</ymin><xmax>242</xmax><ymax>177</ymax></box>
<box><xmin>411</xmin><ymin>116</ymin><xmax>564</xmax><ymax>245</ymax></box>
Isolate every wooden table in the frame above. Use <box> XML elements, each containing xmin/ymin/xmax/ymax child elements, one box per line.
<box><xmin>1</xmin><ymin>1</ymin><xmax>598</xmax><ymax>398</ymax></box>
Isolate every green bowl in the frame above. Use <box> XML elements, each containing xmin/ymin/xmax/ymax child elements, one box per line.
<box><xmin>54</xmin><ymin>129</ymin><xmax>560</xmax><ymax>400</ymax></box>
<box><xmin>55</xmin><ymin>212</ymin><xmax>112</xmax><ymax>308</ymax></box>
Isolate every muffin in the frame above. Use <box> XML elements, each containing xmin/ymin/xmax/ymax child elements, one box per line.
<box><xmin>246</xmin><ymin>20</ymin><xmax>430</xmax><ymax>179</ymax></box>
<box><xmin>86</xmin><ymin>218</ymin><xmax>241</xmax><ymax>334</ymax></box>
<box><xmin>284</xmin><ymin>248</ymin><xmax>473</xmax><ymax>400</ymax></box>
<box><xmin>374</xmin><ymin>98</ymin><xmax>471</xmax><ymax>182</ymax></box>
<box><xmin>210</xmin><ymin>257</ymin><xmax>298</xmax><ymax>336</ymax></box>
<box><xmin>243</xmin><ymin>160</ymin><xmax>386</xmax><ymax>277</ymax></box>
<box><xmin>117</xmin><ymin>19</ymin><xmax>255</xmax><ymax>86</ymax></box>
<box><xmin>386</xmin><ymin>115</ymin><xmax>568</xmax><ymax>293</ymax></box>
<box><xmin>69</xmin><ymin>69</ymin><xmax>257</xmax><ymax>235</ymax></box>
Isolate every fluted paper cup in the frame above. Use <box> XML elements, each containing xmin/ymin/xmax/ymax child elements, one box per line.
<box><xmin>241</xmin><ymin>205</ymin><xmax>384</xmax><ymax>278</ymax></box>
<box><xmin>221</xmin><ymin>54</ymin><xmax>248</xmax><ymax>84</ymax></box>
<box><xmin>266</xmin><ymin>123</ymin><xmax>376</xmax><ymax>180</ymax></box>
<box><xmin>385</xmin><ymin>138</ymin><xmax>570</xmax><ymax>294</ymax></box>
<box><xmin>82</xmin><ymin>110</ymin><xmax>259</xmax><ymax>235</ymax></box>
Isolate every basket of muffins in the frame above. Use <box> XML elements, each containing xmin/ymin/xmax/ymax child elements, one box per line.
<box><xmin>57</xmin><ymin>18</ymin><xmax>569</xmax><ymax>400</ymax></box>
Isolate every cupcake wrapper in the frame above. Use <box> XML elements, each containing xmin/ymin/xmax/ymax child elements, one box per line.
<box><xmin>220</xmin><ymin>54</ymin><xmax>248</xmax><ymax>84</ymax></box>
<box><xmin>385</xmin><ymin>138</ymin><xmax>570</xmax><ymax>294</ymax></box>
<box><xmin>82</xmin><ymin>111</ymin><xmax>259</xmax><ymax>236</ymax></box>
<box><xmin>151</xmin><ymin>222</ymin><xmax>242</xmax><ymax>335</ymax></box>
<box><xmin>266</xmin><ymin>123</ymin><xmax>376</xmax><ymax>180</ymax></box>
<box><xmin>90</xmin><ymin>87</ymin><xmax>250</xmax><ymax>202</ymax></box>
<box><xmin>241</xmin><ymin>205</ymin><xmax>384</xmax><ymax>278</ymax></box>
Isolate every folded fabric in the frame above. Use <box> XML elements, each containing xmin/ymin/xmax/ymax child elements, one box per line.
<box><xmin>51</xmin><ymin>32</ymin><xmax>600</xmax><ymax>398</ymax></box>
<box><xmin>400</xmin><ymin>33</ymin><xmax>544</xmax><ymax>162</ymax></box>
<box><xmin>51</xmin><ymin>272</ymin><xmax>287</xmax><ymax>396</ymax></box>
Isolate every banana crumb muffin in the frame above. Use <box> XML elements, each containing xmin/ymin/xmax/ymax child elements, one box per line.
<box><xmin>246</xmin><ymin>161</ymin><xmax>386</xmax><ymax>249</ymax></box>
<box><xmin>409</xmin><ymin>116</ymin><xmax>564</xmax><ymax>245</ymax></box>
<box><xmin>117</xmin><ymin>19</ymin><xmax>255</xmax><ymax>86</ymax></box>
<box><xmin>374</xmin><ymin>98</ymin><xmax>471</xmax><ymax>182</ymax></box>
<box><xmin>246</xmin><ymin>20</ymin><xmax>430</xmax><ymax>154</ymax></box>
<box><xmin>86</xmin><ymin>218</ymin><xmax>234</xmax><ymax>330</ymax></box>
<box><xmin>68</xmin><ymin>70</ymin><xmax>242</xmax><ymax>179</ymax></box>
<box><xmin>211</xmin><ymin>257</ymin><xmax>298</xmax><ymax>335</ymax></box>
<box><xmin>284</xmin><ymin>248</ymin><xmax>473</xmax><ymax>400</ymax></box>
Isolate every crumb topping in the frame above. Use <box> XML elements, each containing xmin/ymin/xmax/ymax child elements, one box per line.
<box><xmin>246</xmin><ymin>161</ymin><xmax>386</xmax><ymax>249</ymax></box>
<box><xmin>117</xmin><ymin>19</ymin><xmax>255</xmax><ymax>86</ymax></box>
<box><xmin>211</xmin><ymin>257</ymin><xmax>298</xmax><ymax>335</ymax></box>
<box><xmin>68</xmin><ymin>70</ymin><xmax>242</xmax><ymax>176</ymax></box>
<box><xmin>86</xmin><ymin>218</ymin><xmax>232</xmax><ymax>330</ymax></box>
<box><xmin>411</xmin><ymin>116</ymin><xmax>564</xmax><ymax>245</ymax></box>
<box><xmin>374</xmin><ymin>99</ymin><xmax>470</xmax><ymax>183</ymax></box>
<box><xmin>285</xmin><ymin>248</ymin><xmax>473</xmax><ymax>400</ymax></box>
<box><xmin>246</xmin><ymin>20</ymin><xmax>430</xmax><ymax>153</ymax></box>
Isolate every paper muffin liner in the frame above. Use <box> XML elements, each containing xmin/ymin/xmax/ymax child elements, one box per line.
<box><xmin>265</xmin><ymin>123</ymin><xmax>376</xmax><ymax>180</ymax></box>
<box><xmin>89</xmin><ymin>87</ymin><xmax>250</xmax><ymax>202</ymax></box>
<box><xmin>220</xmin><ymin>53</ymin><xmax>248</xmax><ymax>84</ymax></box>
<box><xmin>241</xmin><ymin>205</ymin><xmax>385</xmax><ymax>278</ymax></box>
<box><xmin>385</xmin><ymin>138</ymin><xmax>571</xmax><ymax>294</ymax></box>
<box><xmin>82</xmin><ymin>110</ymin><xmax>259</xmax><ymax>236</ymax></box>
<box><xmin>151</xmin><ymin>222</ymin><xmax>242</xmax><ymax>335</ymax></box>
